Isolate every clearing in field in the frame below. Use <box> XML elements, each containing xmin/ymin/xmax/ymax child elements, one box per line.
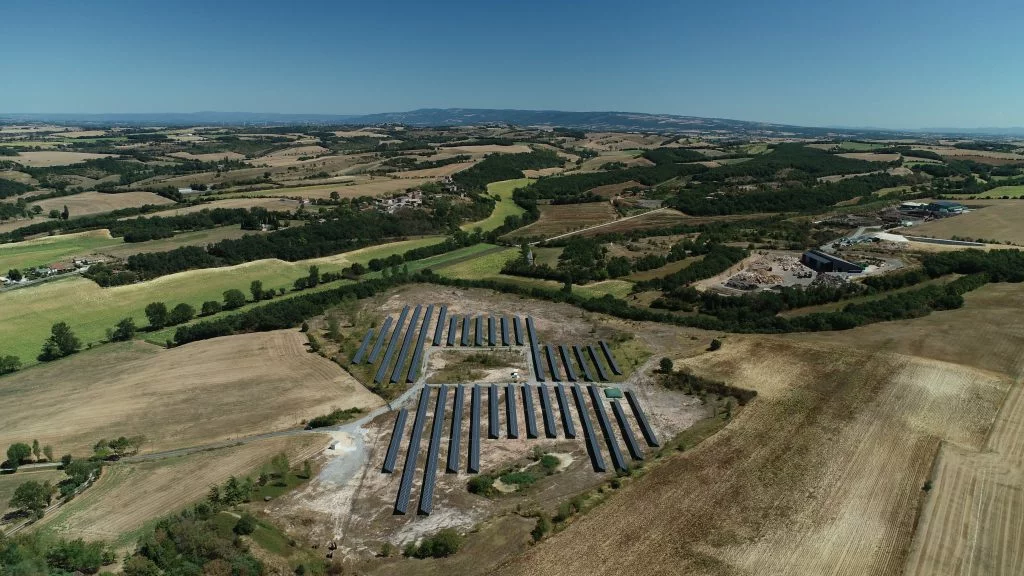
<box><xmin>0</xmin><ymin>236</ymin><xmax>440</xmax><ymax>364</ymax></box>
<box><xmin>3</xmin><ymin>151</ymin><xmax>115</xmax><ymax>167</ymax></box>
<box><xmin>625</xmin><ymin>255</ymin><xmax>704</xmax><ymax>281</ymax></box>
<box><xmin>0</xmin><ymin>229</ymin><xmax>119</xmax><ymax>272</ymax></box>
<box><xmin>30</xmin><ymin>191</ymin><xmax>175</xmax><ymax>218</ymax></box>
<box><xmin>0</xmin><ymin>331</ymin><xmax>381</xmax><ymax>456</ymax></box>
<box><xmin>509</xmin><ymin>202</ymin><xmax>618</xmax><ymax>238</ymax></box>
<box><xmin>40</xmin><ymin>433</ymin><xmax>330</xmax><ymax>545</ymax></box>
<box><xmin>462</xmin><ymin>178</ymin><xmax>531</xmax><ymax>232</ymax></box>
<box><xmin>902</xmin><ymin>203</ymin><xmax>1024</xmax><ymax>245</ymax></box>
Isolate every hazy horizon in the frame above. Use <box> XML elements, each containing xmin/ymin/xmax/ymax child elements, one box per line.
<box><xmin>1</xmin><ymin>0</ymin><xmax>1022</xmax><ymax>130</ymax></box>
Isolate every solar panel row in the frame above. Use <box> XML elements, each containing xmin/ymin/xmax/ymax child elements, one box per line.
<box><xmin>475</xmin><ymin>316</ymin><xmax>484</xmax><ymax>347</ymax></box>
<box><xmin>367</xmin><ymin>316</ymin><xmax>393</xmax><ymax>364</ymax></box>
<box><xmin>587</xmin><ymin>345</ymin><xmax>610</xmax><ymax>381</ymax></box>
<box><xmin>381</xmin><ymin>408</ymin><xmax>408</xmax><ymax>473</ymax></box>
<box><xmin>390</xmin><ymin>305</ymin><xmax>422</xmax><ymax>384</ymax></box>
<box><xmin>537</xmin><ymin>384</ymin><xmax>557</xmax><ymax>438</ymax></box>
<box><xmin>374</xmin><ymin>306</ymin><xmax>409</xmax><ymax>383</ymax></box>
<box><xmin>521</xmin><ymin>384</ymin><xmax>538</xmax><ymax>439</ymax></box>
<box><xmin>488</xmin><ymin>384</ymin><xmax>500</xmax><ymax>439</ymax></box>
<box><xmin>406</xmin><ymin>304</ymin><xmax>434</xmax><ymax>383</ymax></box>
<box><xmin>394</xmin><ymin>386</ymin><xmax>430</xmax><ymax>514</ymax></box>
<box><xmin>461</xmin><ymin>315</ymin><xmax>471</xmax><ymax>346</ymax></box>
<box><xmin>588</xmin><ymin>385</ymin><xmax>627</xmax><ymax>472</ymax></box>
<box><xmin>526</xmin><ymin>317</ymin><xmax>545</xmax><ymax>381</ymax></box>
<box><xmin>488</xmin><ymin>316</ymin><xmax>496</xmax><ymax>346</ymax></box>
<box><xmin>513</xmin><ymin>316</ymin><xmax>524</xmax><ymax>345</ymax></box>
<box><xmin>432</xmin><ymin>305</ymin><xmax>448</xmax><ymax>346</ymax></box>
<box><xmin>558</xmin><ymin>345</ymin><xmax>578</xmax><ymax>381</ymax></box>
<box><xmin>625</xmin><ymin>389</ymin><xmax>660</xmax><ymax>447</ymax></box>
<box><xmin>555</xmin><ymin>383</ymin><xmax>577</xmax><ymax>439</ymax></box>
<box><xmin>468</xmin><ymin>385</ymin><xmax>481</xmax><ymax>473</ymax></box>
<box><xmin>573</xmin><ymin>345</ymin><xmax>595</xmax><ymax>382</ymax></box>
<box><xmin>446</xmin><ymin>385</ymin><xmax>464</xmax><ymax>473</ymax></box>
<box><xmin>446</xmin><ymin>315</ymin><xmax>458</xmax><ymax>346</ymax></box>
<box><xmin>501</xmin><ymin>316</ymin><xmax>510</xmax><ymax>346</ymax></box>
<box><xmin>350</xmin><ymin>329</ymin><xmax>373</xmax><ymax>365</ymax></box>
<box><xmin>417</xmin><ymin>384</ymin><xmax>448</xmax><ymax>515</ymax></box>
<box><xmin>505</xmin><ymin>384</ymin><xmax>518</xmax><ymax>439</ymax></box>
<box><xmin>544</xmin><ymin>345</ymin><xmax>562</xmax><ymax>382</ymax></box>
<box><xmin>572</xmin><ymin>384</ymin><xmax>606</xmax><ymax>472</ymax></box>
<box><xmin>611</xmin><ymin>399</ymin><xmax>643</xmax><ymax>461</ymax></box>
<box><xmin>599</xmin><ymin>340</ymin><xmax>622</xmax><ymax>375</ymax></box>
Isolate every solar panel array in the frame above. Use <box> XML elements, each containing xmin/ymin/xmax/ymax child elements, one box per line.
<box><xmin>382</xmin><ymin>382</ymin><xmax>659</xmax><ymax>515</ymax></box>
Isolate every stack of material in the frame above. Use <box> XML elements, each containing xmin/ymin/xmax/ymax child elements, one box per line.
<box><xmin>726</xmin><ymin>271</ymin><xmax>782</xmax><ymax>290</ymax></box>
<box><xmin>810</xmin><ymin>273</ymin><xmax>848</xmax><ymax>289</ymax></box>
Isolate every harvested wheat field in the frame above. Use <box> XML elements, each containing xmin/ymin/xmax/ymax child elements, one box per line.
<box><xmin>243</xmin><ymin>177</ymin><xmax>434</xmax><ymax>200</ymax></box>
<box><xmin>442</xmin><ymin>144</ymin><xmax>532</xmax><ymax>154</ymax></box>
<box><xmin>31</xmin><ymin>191</ymin><xmax>174</xmax><ymax>218</ymax></box>
<box><xmin>251</xmin><ymin>145</ymin><xmax>330</xmax><ymax>166</ymax></box>
<box><xmin>904</xmin><ymin>204</ymin><xmax>1024</xmax><ymax>245</ymax></box>
<box><xmin>0</xmin><ymin>331</ymin><xmax>383</xmax><ymax>456</ymax></box>
<box><xmin>397</xmin><ymin>160</ymin><xmax>477</xmax><ymax>178</ymax></box>
<box><xmin>495</xmin><ymin>282</ymin><xmax>1024</xmax><ymax>576</ymax></box>
<box><xmin>41</xmin><ymin>433</ymin><xmax>330</xmax><ymax>544</ymax></box>
<box><xmin>5</xmin><ymin>151</ymin><xmax>115</xmax><ymax>167</ymax></box>
<box><xmin>512</xmin><ymin>202</ymin><xmax>618</xmax><ymax>237</ymax></box>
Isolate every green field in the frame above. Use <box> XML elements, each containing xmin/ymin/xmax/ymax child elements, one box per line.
<box><xmin>974</xmin><ymin>185</ymin><xmax>1024</xmax><ymax>198</ymax></box>
<box><xmin>0</xmin><ymin>230</ymin><xmax>121</xmax><ymax>273</ymax></box>
<box><xmin>432</xmin><ymin>244</ymin><xmax>634</xmax><ymax>299</ymax></box>
<box><xmin>462</xmin><ymin>178</ymin><xmax>531</xmax><ymax>232</ymax></box>
<box><xmin>0</xmin><ymin>237</ymin><xmax>441</xmax><ymax>365</ymax></box>
<box><xmin>626</xmin><ymin>256</ymin><xmax>704</xmax><ymax>282</ymax></box>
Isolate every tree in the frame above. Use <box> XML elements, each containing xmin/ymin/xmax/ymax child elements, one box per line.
<box><xmin>38</xmin><ymin>322</ymin><xmax>81</xmax><ymax>361</ymax></box>
<box><xmin>0</xmin><ymin>354</ymin><xmax>21</xmax><ymax>374</ymax></box>
<box><xmin>223</xmin><ymin>289</ymin><xmax>246</xmax><ymax>310</ymax></box>
<box><xmin>270</xmin><ymin>453</ymin><xmax>289</xmax><ymax>482</ymax></box>
<box><xmin>7</xmin><ymin>268</ymin><xmax>22</xmax><ymax>281</ymax></box>
<box><xmin>531</xmin><ymin>514</ymin><xmax>551</xmax><ymax>542</ymax></box>
<box><xmin>326</xmin><ymin>313</ymin><xmax>341</xmax><ymax>341</ymax></box>
<box><xmin>32</xmin><ymin>439</ymin><xmax>41</xmax><ymax>461</ymax></box>
<box><xmin>43</xmin><ymin>445</ymin><xmax>54</xmax><ymax>462</ymax></box>
<box><xmin>6</xmin><ymin>442</ymin><xmax>32</xmax><ymax>470</ymax></box>
<box><xmin>329</xmin><ymin>190</ymin><xmax>340</xmax><ymax>201</ymax></box>
<box><xmin>9</xmin><ymin>480</ymin><xmax>54</xmax><ymax>518</ymax></box>
<box><xmin>659</xmin><ymin>357</ymin><xmax>674</xmax><ymax>374</ymax></box>
<box><xmin>709</xmin><ymin>338</ymin><xmax>723</xmax><ymax>351</ymax></box>
<box><xmin>168</xmin><ymin>303</ymin><xmax>195</xmax><ymax>325</ymax></box>
<box><xmin>110</xmin><ymin>317</ymin><xmax>137</xmax><ymax>341</ymax></box>
<box><xmin>144</xmin><ymin>302</ymin><xmax>169</xmax><ymax>329</ymax></box>
<box><xmin>48</xmin><ymin>209</ymin><xmax>61</xmax><ymax>219</ymax></box>
<box><xmin>302</xmin><ymin>460</ymin><xmax>312</xmax><ymax>479</ymax></box>
<box><xmin>201</xmin><ymin>300</ymin><xmax>222</xmax><ymax>316</ymax></box>
<box><xmin>307</xmin><ymin>265</ymin><xmax>320</xmax><ymax>288</ymax></box>
<box><xmin>250</xmin><ymin>280</ymin><xmax>263</xmax><ymax>302</ymax></box>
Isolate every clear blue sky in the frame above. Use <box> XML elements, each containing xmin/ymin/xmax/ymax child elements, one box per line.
<box><xmin>1</xmin><ymin>0</ymin><xmax>1020</xmax><ymax>129</ymax></box>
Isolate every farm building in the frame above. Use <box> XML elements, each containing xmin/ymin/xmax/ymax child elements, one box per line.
<box><xmin>926</xmin><ymin>200</ymin><xmax>965</xmax><ymax>216</ymax></box>
<box><xmin>800</xmin><ymin>250</ymin><xmax>864</xmax><ymax>273</ymax></box>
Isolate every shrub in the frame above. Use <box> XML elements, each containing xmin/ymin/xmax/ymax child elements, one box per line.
<box><xmin>411</xmin><ymin>529</ymin><xmax>463</xmax><ymax>558</ymax></box>
<box><xmin>234</xmin><ymin>513</ymin><xmax>257</xmax><ymax>535</ymax></box>
<box><xmin>659</xmin><ymin>357</ymin><xmax>674</xmax><ymax>373</ymax></box>
<box><xmin>467</xmin><ymin>474</ymin><xmax>495</xmax><ymax>496</ymax></box>
<box><xmin>531</xmin><ymin>514</ymin><xmax>551</xmax><ymax>542</ymax></box>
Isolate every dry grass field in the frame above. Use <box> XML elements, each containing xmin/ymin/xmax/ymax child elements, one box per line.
<box><xmin>98</xmin><ymin>225</ymin><xmax>260</xmax><ymax>258</ymax></box>
<box><xmin>0</xmin><ymin>229</ymin><xmax>119</xmax><ymax>272</ymax></box>
<box><xmin>240</xmin><ymin>177</ymin><xmax>433</xmax><ymax>200</ymax></box>
<box><xmin>587</xmin><ymin>180</ymin><xmax>643</xmax><ymax>198</ymax></box>
<box><xmin>492</xmin><ymin>283</ymin><xmax>1024</xmax><ymax>576</ymax></box>
<box><xmin>168</xmin><ymin>151</ymin><xmax>246</xmax><ymax>162</ymax></box>
<box><xmin>251</xmin><ymin>145</ymin><xmax>330</xmax><ymax>167</ymax></box>
<box><xmin>397</xmin><ymin>160</ymin><xmax>476</xmax><ymax>178</ymax></box>
<box><xmin>41</xmin><ymin>433</ymin><xmax>330</xmax><ymax>544</ymax></box>
<box><xmin>442</xmin><ymin>144</ymin><xmax>532</xmax><ymax>154</ymax></box>
<box><xmin>0</xmin><ymin>331</ymin><xmax>382</xmax><ymax>456</ymax></box>
<box><xmin>4</xmin><ymin>151</ymin><xmax>115</xmax><ymax>167</ymax></box>
<box><xmin>578</xmin><ymin>151</ymin><xmax>654</xmax><ymax>172</ymax></box>
<box><xmin>512</xmin><ymin>203</ymin><xmax>618</xmax><ymax>237</ymax></box>
<box><xmin>837</xmin><ymin>152</ymin><xmax>902</xmax><ymax>162</ymax></box>
<box><xmin>0</xmin><ymin>468</ymin><xmax>67</xmax><ymax>518</ymax></box>
<box><xmin>122</xmin><ymin>196</ymin><xmax>301</xmax><ymax>218</ymax></box>
<box><xmin>30</xmin><ymin>191</ymin><xmax>175</xmax><ymax>218</ymax></box>
<box><xmin>905</xmin><ymin>204</ymin><xmax>1024</xmax><ymax>245</ymax></box>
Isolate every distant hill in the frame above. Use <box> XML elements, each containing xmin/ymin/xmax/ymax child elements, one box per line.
<box><xmin>1</xmin><ymin>108</ymin><xmax>1022</xmax><ymax>138</ymax></box>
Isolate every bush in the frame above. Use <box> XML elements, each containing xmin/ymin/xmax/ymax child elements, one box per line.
<box><xmin>531</xmin><ymin>514</ymin><xmax>551</xmax><ymax>542</ymax></box>
<box><xmin>410</xmin><ymin>529</ymin><xmax>463</xmax><ymax>559</ymax></box>
<box><xmin>709</xmin><ymin>338</ymin><xmax>722</xmax><ymax>351</ymax></box>
<box><xmin>467</xmin><ymin>474</ymin><xmax>495</xmax><ymax>496</ymax></box>
<box><xmin>659</xmin><ymin>357</ymin><xmax>674</xmax><ymax>373</ymax></box>
<box><xmin>234</xmin><ymin>513</ymin><xmax>258</xmax><ymax>535</ymax></box>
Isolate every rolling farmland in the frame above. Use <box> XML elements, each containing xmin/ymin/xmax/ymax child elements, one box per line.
<box><xmin>462</xmin><ymin>178</ymin><xmax>531</xmax><ymax>232</ymax></box>
<box><xmin>0</xmin><ymin>331</ymin><xmax>381</xmax><ymax>456</ymax></box>
<box><xmin>905</xmin><ymin>204</ymin><xmax>1024</xmax><ymax>245</ymax></box>
<box><xmin>0</xmin><ymin>236</ymin><xmax>442</xmax><ymax>363</ymax></box>
<box><xmin>0</xmin><ymin>229</ymin><xmax>119</xmax><ymax>272</ymax></box>
<box><xmin>30</xmin><ymin>191</ymin><xmax>175</xmax><ymax>218</ymax></box>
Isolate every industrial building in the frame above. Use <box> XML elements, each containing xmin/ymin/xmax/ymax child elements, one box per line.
<box><xmin>800</xmin><ymin>250</ymin><xmax>864</xmax><ymax>273</ymax></box>
<box><xmin>926</xmin><ymin>200</ymin><xmax>965</xmax><ymax>215</ymax></box>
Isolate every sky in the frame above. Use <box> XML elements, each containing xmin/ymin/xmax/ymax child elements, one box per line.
<box><xmin>0</xmin><ymin>0</ymin><xmax>1021</xmax><ymax>129</ymax></box>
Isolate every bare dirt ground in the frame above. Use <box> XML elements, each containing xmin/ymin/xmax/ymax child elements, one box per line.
<box><xmin>0</xmin><ymin>331</ymin><xmax>383</xmax><ymax>455</ymax></box>
<box><xmin>513</xmin><ymin>203</ymin><xmax>618</xmax><ymax>237</ymax></box>
<box><xmin>31</xmin><ymin>191</ymin><xmax>175</xmax><ymax>218</ymax></box>
<box><xmin>40</xmin><ymin>434</ymin><xmax>329</xmax><ymax>544</ymax></box>
<box><xmin>5</xmin><ymin>151</ymin><xmax>115</xmax><ymax>167</ymax></box>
